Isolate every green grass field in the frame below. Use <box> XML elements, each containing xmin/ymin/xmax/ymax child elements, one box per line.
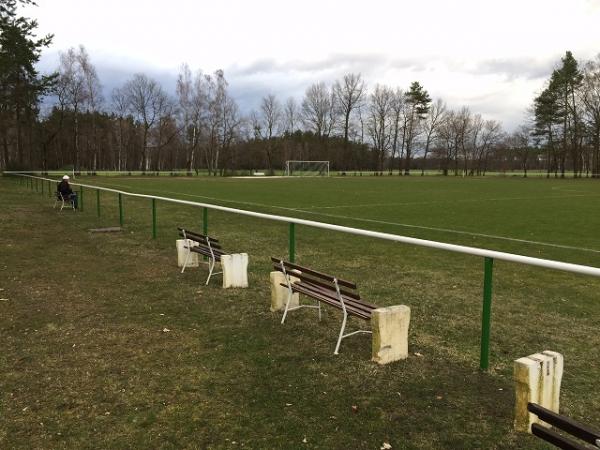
<box><xmin>2</xmin><ymin>174</ymin><xmax>599</xmax><ymax>449</ymax></box>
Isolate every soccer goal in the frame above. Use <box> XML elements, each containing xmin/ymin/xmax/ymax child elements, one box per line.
<box><xmin>284</xmin><ymin>160</ymin><xmax>330</xmax><ymax>177</ymax></box>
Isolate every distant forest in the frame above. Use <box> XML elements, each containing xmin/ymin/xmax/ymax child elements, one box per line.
<box><xmin>2</xmin><ymin>1</ymin><xmax>600</xmax><ymax>176</ymax></box>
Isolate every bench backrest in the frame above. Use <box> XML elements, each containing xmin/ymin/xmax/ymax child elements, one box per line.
<box><xmin>178</xmin><ymin>227</ymin><xmax>222</xmax><ymax>250</ymax></box>
<box><xmin>270</xmin><ymin>257</ymin><xmax>361</xmax><ymax>300</ymax></box>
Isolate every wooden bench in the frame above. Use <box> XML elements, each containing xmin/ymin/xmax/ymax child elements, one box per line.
<box><xmin>178</xmin><ymin>227</ymin><xmax>226</xmax><ymax>285</ymax></box>
<box><xmin>271</xmin><ymin>257</ymin><xmax>379</xmax><ymax>354</ymax></box>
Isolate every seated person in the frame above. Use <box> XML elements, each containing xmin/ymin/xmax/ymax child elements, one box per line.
<box><xmin>56</xmin><ymin>175</ymin><xmax>78</xmax><ymax>209</ymax></box>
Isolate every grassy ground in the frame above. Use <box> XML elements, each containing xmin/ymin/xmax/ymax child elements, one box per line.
<box><xmin>1</xmin><ymin>175</ymin><xmax>599</xmax><ymax>449</ymax></box>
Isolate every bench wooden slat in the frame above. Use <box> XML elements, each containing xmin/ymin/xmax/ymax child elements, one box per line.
<box><xmin>273</xmin><ymin>264</ymin><xmax>362</xmax><ymax>301</ymax></box>
<box><xmin>179</xmin><ymin>234</ymin><xmax>222</xmax><ymax>250</ymax></box>
<box><xmin>270</xmin><ymin>257</ymin><xmax>356</xmax><ymax>289</ymax></box>
<box><xmin>291</xmin><ymin>281</ymin><xmax>376</xmax><ymax>316</ymax></box>
<box><xmin>189</xmin><ymin>246</ymin><xmax>224</xmax><ymax>260</ymax></box>
<box><xmin>288</xmin><ymin>283</ymin><xmax>372</xmax><ymax>320</ymax></box>
<box><xmin>178</xmin><ymin>229</ymin><xmax>220</xmax><ymax>243</ymax></box>
<box><xmin>177</xmin><ymin>227</ymin><xmax>220</xmax><ymax>242</ymax></box>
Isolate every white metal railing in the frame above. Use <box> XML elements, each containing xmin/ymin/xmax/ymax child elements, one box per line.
<box><xmin>14</xmin><ymin>172</ymin><xmax>600</xmax><ymax>277</ymax></box>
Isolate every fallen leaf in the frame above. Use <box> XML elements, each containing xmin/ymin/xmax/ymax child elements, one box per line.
<box><xmin>302</xmin><ymin>437</ymin><xmax>307</xmax><ymax>443</ymax></box>
<box><xmin>351</xmin><ymin>405</ymin><xmax>358</xmax><ymax>413</ymax></box>
<box><xmin>285</xmin><ymin>403</ymin><xmax>292</xmax><ymax>407</ymax></box>
<box><xmin>162</xmin><ymin>328</ymin><xmax>171</xmax><ymax>333</ymax></box>
<box><xmin>436</xmin><ymin>396</ymin><xmax>443</xmax><ymax>400</ymax></box>
<box><xmin>0</xmin><ymin>298</ymin><xmax>9</xmax><ymax>302</ymax></box>
<box><xmin>414</xmin><ymin>352</ymin><xmax>423</xmax><ymax>357</ymax></box>
<box><xmin>381</xmin><ymin>443</ymin><xmax>392</xmax><ymax>449</ymax></box>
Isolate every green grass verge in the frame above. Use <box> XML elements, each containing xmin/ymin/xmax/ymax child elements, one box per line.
<box><xmin>2</xmin><ymin>175</ymin><xmax>599</xmax><ymax>449</ymax></box>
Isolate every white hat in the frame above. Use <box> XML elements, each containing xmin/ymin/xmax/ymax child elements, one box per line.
<box><xmin>63</xmin><ymin>175</ymin><xmax>70</xmax><ymax>180</ymax></box>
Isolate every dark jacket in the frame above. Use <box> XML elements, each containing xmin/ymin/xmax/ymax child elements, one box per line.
<box><xmin>57</xmin><ymin>180</ymin><xmax>73</xmax><ymax>197</ymax></box>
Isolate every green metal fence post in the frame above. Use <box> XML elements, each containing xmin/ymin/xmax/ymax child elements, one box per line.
<box><xmin>289</xmin><ymin>222</ymin><xmax>296</xmax><ymax>263</ymax></box>
<box><xmin>203</xmin><ymin>207</ymin><xmax>208</xmax><ymax>235</ymax></box>
<box><xmin>480</xmin><ymin>257</ymin><xmax>494</xmax><ymax>371</ymax></box>
<box><xmin>79</xmin><ymin>186</ymin><xmax>84</xmax><ymax>212</ymax></box>
<box><xmin>152</xmin><ymin>198</ymin><xmax>157</xmax><ymax>239</ymax></box>
<box><xmin>35</xmin><ymin>178</ymin><xmax>38</xmax><ymax>192</ymax></box>
<box><xmin>48</xmin><ymin>180</ymin><xmax>52</xmax><ymax>197</ymax></box>
<box><xmin>96</xmin><ymin>189</ymin><xmax>101</xmax><ymax>217</ymax></box>
<box><xmin>118</xmin><ymin>193</ymin><xmax>124</xmax><ymax>227</ymax></box>
<box><xmin>41</xmin><ymin>178</ymin><xmax>44</xmax><ymax>195</ymax></box>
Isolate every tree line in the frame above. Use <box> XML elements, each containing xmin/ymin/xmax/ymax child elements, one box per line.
<box><xmin>2</xmin><ymin>2</ymin><xmax>600</xmax><ymax>177</ymax></box>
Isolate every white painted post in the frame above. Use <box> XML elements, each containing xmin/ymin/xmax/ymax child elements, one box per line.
<box><xmin>269</xmin><ymin>271</ymin><xmax>299</xmax><ymax>312</ymax></box>
<box><xmin>514</xmin><ymin>351</ymin><xmax>563</xmax><ymax>433</ymax></box>
<box><xmin>371</xmin><ymin>305</ymin><xmax>411</xmax><ymax>365</ymax></box>
<box><xmin>176</xmin><ymin>239</ymin><xmax>199</xmax><ymax>268</ymax></box>
<box><xmin>221</xmin><ymin>253</ymin><xmax>249</xmax><ymax>288</ymax></box>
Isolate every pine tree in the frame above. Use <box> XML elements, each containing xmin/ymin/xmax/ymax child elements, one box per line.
<box><xmin>0</xmin><ymin>0</ymin><xmax>55</xmax><ymax>169</ymax></box>
<box><xmin>403</xmin><ymin>81</ymin><xmax>431</xmax><ymax>174</ymax></box>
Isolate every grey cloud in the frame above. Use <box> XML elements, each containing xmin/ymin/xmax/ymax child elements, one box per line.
<box><xmin>474</xmin><ymin>57</ymin><xmax>554</xmax><ymax>81</ymax></box>
<box><xmin>230</xmin><ymin>53</ymin><xmax>396</xmax><ymax>78</ymax></box>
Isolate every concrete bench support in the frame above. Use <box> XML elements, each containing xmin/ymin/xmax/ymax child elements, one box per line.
<box><xmin>221</xmin><ymin>253</ymin><xmax>249</xmax><ymax>288</ymax></box>
<box><xmin>371</xmin><ymin>305</ymin><xmax>411</xmax><ymax>365</ymax></box>
<box><xmin>176</xmin><ymin>239</ymin><xmax>199</xmax><ymax>268</ymax></box>
<box><xmin>514</xmin><ymin>350</ymin><xmax>564</xmax><ymax>433</ymax></box>
<box><xmin>269</xmin><ymin>271</ymin><xmax>299</xmax><ymax>312</ymax></box>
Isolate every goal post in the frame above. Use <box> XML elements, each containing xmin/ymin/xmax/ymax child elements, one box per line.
<box><xmin>285</xmin><ymin>160</ymin><xmax>330</xmax><ymax>177</ymax></box>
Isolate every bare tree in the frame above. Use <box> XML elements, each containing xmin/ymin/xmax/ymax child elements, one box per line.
<box><xmin>122</xmin><ymin>73</ymin><xmax>170</xmax><ymax>171</ymax></box>
<box><xmin>389</xmin><ymin>88</ymin><xmax>404</xmax><ymax>174</ymax></box>
<box><xmin>203</xmin><ymin>70</ymin><xmax>241</xmax><ymax>175</ymax></box>
<box><xmin>367</xmin><ymin>84</ymin><xmax>394</xmax><ymax>173</ymax></box>
<box><xmin>334</xmin><ymin>73</ymin><xmax>365</xmax><ymax>168</ymax></box>
<box><xmin>301</xmin><ymin>82</ymin><xmax>330</xmax><ymax>137</ymax></box>
<box><xmin>283</xmin><ymin>97</ymin><xmax>299</xmax><ymax>134</ymax></box>
<box><xmin>77</xmin><ymin>46</ymin><xmax>103</xmax><ymax>171</ymax></box>
<box><xmin>57</xmin><ymin>47</ymin><xmax>87</xmax><ymax>171</ymax></box>
<box><xmin>421</xmin><ymin>98</ymin><xmax>446</xmax><ymax>175</ymax></box>
<box><xmin>111</xmin><ymin>86</ymin><xmax>128</xmax><ymax>171</ymax></box>
<box><xmin>177</xmin><ymin>64</ymin><xmax>208</xmax><ymax>173</ymax></box>
<box><xmin>507</xmin><ymin>125</ymin><xmax>533</xmax><ymax>177</ymax></box>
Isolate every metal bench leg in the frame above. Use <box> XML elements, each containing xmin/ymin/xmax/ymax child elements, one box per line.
<box><xmin>205</xmin><ymin>257</ymin><xmax>215</xmax><ymax>285</ymax></box>
<box><xmin>334</xmin><ymin>310</ymin><xmax>348</xmax><ymax>355</ymax></box>
<box><xmin>281</xmin><ymin>289</ymin><xmax>293</xmax><ymax>324</ymax></box>
<box><xmin>181</xmin><ymin>246</ymin><xmax>191</xmax><ymax>274</ymax></box>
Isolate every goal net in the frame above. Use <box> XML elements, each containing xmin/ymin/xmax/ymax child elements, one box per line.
<box><xmin>285</xmin><ymin>161</ymin><xmax>330</xmax><ymax>177</ymax></box>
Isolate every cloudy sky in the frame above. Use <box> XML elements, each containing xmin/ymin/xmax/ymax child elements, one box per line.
<box><xmin>24</xmin><ymin>0</ymin><xmax>600</xmax><ymax>130</ymax></box>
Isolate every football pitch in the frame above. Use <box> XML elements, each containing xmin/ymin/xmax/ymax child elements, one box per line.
<box><xmin>88</xmin><ymin>175</ymin><xmax>600</xmax><ymax>264</ymax></box>
<box><xmin>2</xmin><ymin>174</ymin><xmax>599</xmax><ymax>449</ymax></box>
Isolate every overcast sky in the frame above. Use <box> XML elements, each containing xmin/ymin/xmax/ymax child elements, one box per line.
<box><xmin>24</xmin><ymin>0</ymin><xmax>600</xmax><ymax>130</ymax></box>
